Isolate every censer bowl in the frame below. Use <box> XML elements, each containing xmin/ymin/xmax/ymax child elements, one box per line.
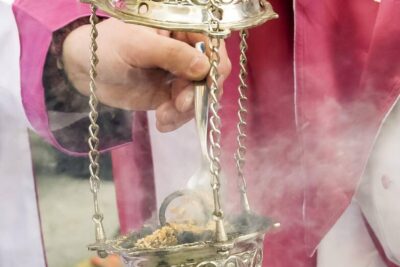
<box><xmin>98</xmin><ymin>214</ymin><xmax>278</xmax><ymax>267</ymax></box>
<box><xmin>120</xmin><ymin>233</ymin><xmax>265</xmax><ymax>267</ymax></box>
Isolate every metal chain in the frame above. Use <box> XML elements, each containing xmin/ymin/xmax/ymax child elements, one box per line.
<box><xmin>234</xmin><ymin>30</ymin><xmax>251</xmax><ymax>213</ymax></box>
<box><xmin>87</xmin><ymin>4</ymin><xmax>107</xmax><ymax>257</ymax></box>
<box><xmin>207</xmin><ymin>0</ymin><xmax>228</xmax><ymax>243</ymax></box>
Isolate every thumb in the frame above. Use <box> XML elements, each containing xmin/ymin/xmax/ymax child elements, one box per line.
<box><xmin>123</xmin><ymin>31</ymin><xmax>210</xmax><ymax>81</ymax></box>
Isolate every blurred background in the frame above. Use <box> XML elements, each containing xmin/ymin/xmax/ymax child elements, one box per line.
<box><xmin>30</xmin><ymin>131</ymin><xmax>120</xmax><ymax>267</ymax></box>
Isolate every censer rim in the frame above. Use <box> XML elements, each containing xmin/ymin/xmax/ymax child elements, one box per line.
<box><xmin>101</xmin><ymin>217</ymin><xmax>279</xmax><ymax>257</ymax></box>
<box><xmin>81</xmin><ymin>0</ymin><xmax>278</xmax><ymax>36</ymax></box>
<box><xmin>106</xmin><ymin>232</ymin><xmax>258</xmax><ymax>256</ymax></box>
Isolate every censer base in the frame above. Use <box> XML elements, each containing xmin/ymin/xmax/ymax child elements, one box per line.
<box><xmin>94</xmin><ymin>214</ymin><xmax>278</xmax><ymax>267</ymax></box>
<box><xmin>121</xmin><ymin>232</ymin><xmax>265</xmax><ymax>267</ymax></box>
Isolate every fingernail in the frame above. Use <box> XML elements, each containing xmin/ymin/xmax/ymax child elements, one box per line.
<box><xmin>179</xmin><ymin>86</ymin><xmax>194</xmax><ymax>112</ymax></box>
<box><xmin>189</xmin><ymin>55</ymin><xmax>209</xmax><ymax>78</ymax></box>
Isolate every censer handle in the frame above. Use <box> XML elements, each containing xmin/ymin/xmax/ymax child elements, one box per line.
<box><xmin>194</xmin><ymin>42</ymin><xmax>210</xmax><ymax>164</ymax></box>
<box><xmin>187</xmin><ymin>42</ymin><xmax>211</xmax><ymax>190</ymax></box>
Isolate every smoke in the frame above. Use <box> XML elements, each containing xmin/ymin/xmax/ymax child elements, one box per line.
<box><xmin>211</xmin><ymin>81</ymin><xmax>400</xmax><ymax>266</ymax></box>
<box><xmin>137</xmin><ymin>67</ymin><xmax>400</xmax><ymax>264</ymax></box>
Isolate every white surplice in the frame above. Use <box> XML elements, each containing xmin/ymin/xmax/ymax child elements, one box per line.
<box><xmin>0</xmin><ymin>1</ymin><xmax>46</xmax><ymax>266</ymax></box>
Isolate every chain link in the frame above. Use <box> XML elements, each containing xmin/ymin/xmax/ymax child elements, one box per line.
<box><xmin>206</xmin><ymin>0</ymin><xmax>228</xmax><ymax>243</ymax></box>
<box><xmin>234</xmin><ymin>30</ymin><xmax>251</xmax><ymax>213</ymax></box>
<box><xmin>87</xmin><ymin>4</ymin><xmax>107</xmax><ymax>251</ymax></box>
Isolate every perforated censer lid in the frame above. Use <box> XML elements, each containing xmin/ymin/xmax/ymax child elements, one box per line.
<box><xmin>82</xmin><ymin>0</ymin><xmax>278</xmax><ymax>36</ymax></box>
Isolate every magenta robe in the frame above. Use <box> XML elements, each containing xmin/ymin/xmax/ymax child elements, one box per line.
<box><xmin>223</xmin><ymin>1</ymin><xmax>400</xmax><ymax>266</ymax></box>
<box><xmin>13</xmin><ymin>0</ymin><xmax>400</xmax><ymax>266</ymax></box>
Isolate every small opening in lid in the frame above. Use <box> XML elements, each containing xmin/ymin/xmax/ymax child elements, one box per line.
<box><xmin>138</xmin><ymin>3</ymin><xmax>149</xmax><ymax>14</ymax></box>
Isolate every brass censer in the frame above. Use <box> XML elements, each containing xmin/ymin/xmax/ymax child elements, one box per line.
<box><xmin>80</xmin><ymin>0</ymin><xmax>279</xmax><ymax>266</ymax></box>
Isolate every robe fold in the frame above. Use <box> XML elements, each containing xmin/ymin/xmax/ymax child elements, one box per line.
<box><xmin>2</xmin><ymin>0</ymin><xmax>400</xmax><ymax>266</ymax></box>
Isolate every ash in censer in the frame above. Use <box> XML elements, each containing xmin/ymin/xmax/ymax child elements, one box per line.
<box><xmin>119</xmin><ymin>213</ymin><xmax>273</xmax><ymax>250</ymax></box>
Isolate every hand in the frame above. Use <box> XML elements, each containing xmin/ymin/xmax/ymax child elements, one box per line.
<box><xmin>63</xmin><ymin>18</ymin><xmax>231</xmax><ymax>132</ymax></box>
<box><xmin>90</xmin><ymin>254</ymin><xmax>123</xmax><ymax>267</ymax></box>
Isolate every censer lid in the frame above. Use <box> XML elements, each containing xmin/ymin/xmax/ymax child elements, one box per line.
<box><xmin>82</xmin><ymin>0</ymin><xmax>278</xmax><ymax>35</ymax></box>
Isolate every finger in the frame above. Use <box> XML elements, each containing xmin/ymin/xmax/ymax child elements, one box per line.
<box><xmin>175</xmin><ymin>84</ymin><xmax>194</xmax><ymax>113</ymax></box>
<box><xmin>178</xmin><ymin>35</ymin><xmax>230</xmax><ymax>101</ymax></box>
<box><xmin>156</xmin><ymin>101</ymin><xmax>194</xmax><ymax>132</ymax></box>
<box><xmin>174</xmin><ymin>32</ymin><xmax>230</xmax><ymax>69</ymax></box>
<box><xmin>205</xmin><ymin>70</ymin><xmax>225</xmax><ymax>98</ymax></box>
<box><xmin>170</xmin><ymin>78</ymin><xmax>191</xmax><ymax>100</ymax></box>
<box><xmin>91</xmin><ymin>255</ymin><xmax>123</xmax><ymax>267</ymax></box>
<box><xmin>169</xmin><ymin>78</ymin><xmax>195</xmax><ymax>113</ymax></box>
<box><xmin>121</xmin><ymin>31</ymin><xmax>210</xmax><ymax>81</ymax></box>
<box><xmin>157</xmin><ymin>113</ymin><xmax>194</xmax><ymax>132</ymax></box>
<box><xmin>156</xmin><ymin>29</ymin><xmax>171</xmax><ymax>37</ymax></box>
<box><xmin>89</xmin><ymin>82</ymin><xmax>171</xmax><ymax>111</ymax></box>
<box><xmin>172</xmin><ymin>32</ymin><xmax>214</xmax><ymax>59</ymax></box>
<box><xmin>218</xmin><ymin>41</ymin><xmax>232</xmax><ymax>82</ymax></box>
<box><xmin>171</xmin><ymin>32</ymin><xmax>231</xmax><ymax>88</ymax></box>
<box><xmin>173</xmin><ymin>32</ymin><xmax>209</xmax><ymax>48</ymax></box>
<box><xmin>156</xmin><ymin>101</ymin><xmax>185</xmax><ymax>125</ymax></box>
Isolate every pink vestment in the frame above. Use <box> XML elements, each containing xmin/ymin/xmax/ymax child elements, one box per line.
<box><xmin>12</xmin><ymin>0</ymin><xmax>400</xmax><ymax>266</ymax></box>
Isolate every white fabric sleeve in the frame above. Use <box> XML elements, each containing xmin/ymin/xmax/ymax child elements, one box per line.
<box><xmin>0</xmin><ymin>1</ymin><xmax>46</xmax><ymax>266</ymax></box>
<box><xmin>356</xmin><ymin>98</ymin><xmax>400</xmax><ymax>265</ymax></box>
<box><xmin>317</xmin><ymin>201</ymin><xmax>385</xmax><ymax>267</ymax></box>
